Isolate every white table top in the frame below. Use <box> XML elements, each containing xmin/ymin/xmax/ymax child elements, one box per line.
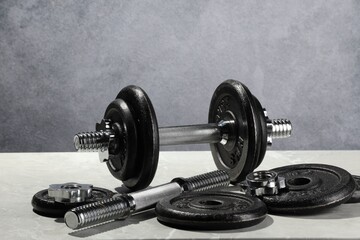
<box><xmin>1</xmin><ymin>151</ymin><xmax>360</xmax><ymax>239</ymax></box>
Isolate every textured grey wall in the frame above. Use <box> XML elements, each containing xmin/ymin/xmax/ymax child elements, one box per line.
<box><xmin>0</xmin><ymin>0</ymin><xmax>359</xmax><ymax>152</ymax></box>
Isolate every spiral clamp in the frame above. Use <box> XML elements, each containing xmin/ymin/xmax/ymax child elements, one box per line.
<box><xmin>48</xmin><ymin>183</ymin><xmax>93</xmax><ymax>203</ymax></box>
<box><xmin>241</xmin><ymin>171</ymin><xmax>287</xmax><ymax>197</ymax></box>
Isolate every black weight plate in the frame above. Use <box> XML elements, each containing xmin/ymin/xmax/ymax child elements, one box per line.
<box><xmin>117</xmin><ymin>86</ymin><xmax>159</xmax><ymax>190</ymax></box>
<box><xmin>346</xmin><ymin>175</ymin><xmax>360</xmax><ymax>203</ymax></box>
<box><xmin>262</xmin><ymin>164</ymin><xmax>356</xmax><ymax>214</ymax></box>
<box><xmin>32</xmin><ymin>187</ymin><xmax>114</xmax><ymax>218</ymax></box>
<box><xmin>155</xmin><ymin>191</ymin><xmax>267</xmax><ymax>230</ymax></box>
<box><xmin>208</xmin><ymin>80</ymin><xmax>257</xmax><ymax>183</ymax></box>
<box><xmin>252</xmin><ymin>96</ymin><xmax>268</xmax><ymax>169</ymax></box>
<box><xmin>102</xmin><ymin>99</ymin><xmax>138</xmax><ymax>181</ymax></box>
<box><xmin>242</xmin><ymin>87</ymin><xmax>263</xmax><ymax>175</ymax></box>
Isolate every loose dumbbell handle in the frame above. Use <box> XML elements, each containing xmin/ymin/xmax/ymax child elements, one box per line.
<box><xmin>64</xmin><ymin>170</ymin><xmax>230</xmax><ymax>230</ymax></box>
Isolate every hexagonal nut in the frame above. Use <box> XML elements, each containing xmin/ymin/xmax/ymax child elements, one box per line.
<box><xmin>48</xmin><ymin>183</ymin><xmax>93</xmax><ymax>203</ymax></box>
<box><xmin>96</xmin><ymin>119</ymin><xmax>116</xmax><ymax>163</ymax></box>
<box><xmin>246</xmin><ymin>171</ymin><xmax>278</xmax><ymax>188</ymax></box>
<box><xmin>243</xmin><ymin>170</ymin><xmax>287</xmax><ymax>197</ymax></box>
<box><xmin>96</xmin><ymin>119</ymin><xmax>112</xmax><ymax>131</ymax></box>
<box><xmin>277</xmin><ymin>176</ymin><xmax>286</xmax><ymax>189</ymax></box>
<box><xmin>99</xmin><ymin>150</ymin><xmax>110</xmax><ymax>163</ymax></box>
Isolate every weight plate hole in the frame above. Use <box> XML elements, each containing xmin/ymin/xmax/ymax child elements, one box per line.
<box><xmin>62</xmin><ymin>184</ymin><xmax>81</xmax><ymax>189</ymax></box>
<box><xmin>199</xmin><ymin>200</ymin><xmax>223</xmax><ymax>206</ymax></box>
<box><xmin>253</xmin><ymin>171</ymin><xmax>276</xmax><ymax>180</ymax></box>
<box><xmin>287</xmin><ymin>177</ymin><xmax>311</xmax><ymax>186</ymax></box>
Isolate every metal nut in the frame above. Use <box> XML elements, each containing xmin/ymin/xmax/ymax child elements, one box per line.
<box><xmin>241</xmin><ymin>171</ymin><xmax>286</xmax><ymax>196</ymax></box>
<box><xmin>48</xmin><ymin>183</ymin><xmax>93</xmax><ymax>203</ymax></box>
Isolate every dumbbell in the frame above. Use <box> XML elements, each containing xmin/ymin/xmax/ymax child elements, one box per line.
<box><xmin>74</xmin><ymin>80</ymin><xmax>292</xmax><ymax>190</ymax></box>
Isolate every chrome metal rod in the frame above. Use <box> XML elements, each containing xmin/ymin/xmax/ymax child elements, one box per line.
<box><xmin>74</xmin><ymin>119</ymin><xmax>292</xmax><ymax>151</ymax></box>
<box><xmin>159</xmin><ymin>123</ymin><xmax>222</xmax><ymax>145</ymax></box>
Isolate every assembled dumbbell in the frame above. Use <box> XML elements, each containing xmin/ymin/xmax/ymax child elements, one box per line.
<box><xmin>74</xmin><ymin>80</ymin><xmax>292</xmax><ymax>190</ymax></box>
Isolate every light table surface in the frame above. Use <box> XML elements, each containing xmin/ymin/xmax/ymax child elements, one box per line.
<box><xmin>0</xmin><ymin>151</ymin><xmax>359</xmax><ymax>239</ymax></box>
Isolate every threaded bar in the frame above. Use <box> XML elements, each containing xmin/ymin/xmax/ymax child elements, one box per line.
<box><xmin>182</xmin><ymin>170</ymin><xmax>230</xmax><ymax>192</ymax></box>
<box><xmin>65</xmin><ymin>196</ymin><xmax>132</xmax><ymax>230</ymax></box>
<box><xmin>269</xmin><ymin>119</ymin><xmax>292</xmax><ymax>139</ymax></box>
<box><xmin>74</xmin><ymin>131</ymin><xmax>111</xmax><ymax>151</ymax></box>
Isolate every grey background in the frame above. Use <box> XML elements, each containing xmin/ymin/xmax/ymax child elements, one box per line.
<box><xmin>0</xmin><ymin>0</ymin><xmax>359</xmax><ymax>152</ymax></box>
